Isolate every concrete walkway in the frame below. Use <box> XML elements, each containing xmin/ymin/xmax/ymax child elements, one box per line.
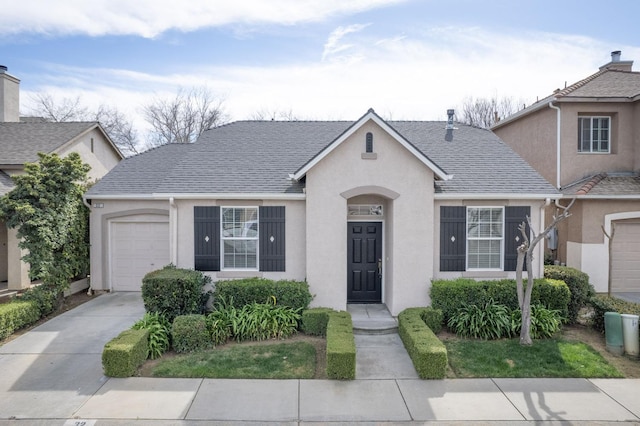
<box><xmin>0</xmin><ymin>293</ymin><xmax>639</xmax><ymax>425</ymax></box>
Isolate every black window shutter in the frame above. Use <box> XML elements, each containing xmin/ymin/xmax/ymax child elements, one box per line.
<box><xmin>259</xmin><ymin>206</ymin><xmax>286</xmax><ymax>272</ymax></box>
<box><xmin>440</xmin><ymin>206</ymin><xmax>466</xmax><ymax>271</ymax></box>
<box><xmin>194</xmin><ymin>206</ymin><xmax>220</xmax><ymax>271</ymax></box>
<box><xmin>504</xmin><ymin>206</ymin><xmax>530</xmax><ymax>271</ymax></box>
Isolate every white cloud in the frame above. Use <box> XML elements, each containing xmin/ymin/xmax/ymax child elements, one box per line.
<box><xmin>322</xmin><ymin>23</ymin><xmax>371</xmax><ymax>61</ymax></box>
<box><xmin>0</xmin><ymin>0</ymin><xmax>404</xmax><ymax>38</ymax></box>
<box><xmin>18</xmin><ymin>27</ymin><xmax>640</xmax><ymax>146</ymax></box>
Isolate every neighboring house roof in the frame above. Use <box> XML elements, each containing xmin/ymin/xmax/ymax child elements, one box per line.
<box><xmin>0</xmin><ymin>171</ymin><xmax>13</xmax><ymax>195</ymax></box>
<box><xmin>492</xmin><ymin>68</ymin><xmax>640</xmax><ymax>130</ymax></box>
<box><xmin>561</xmin><ymin>173</ymin><xmax>640</xmax><ymax>198</ymax></box>
<box><xmin>87</xmin><ymin>112</ymin><xmax>558</xmax><ymax>199</ymax></box>
<box><xmin>0</xmin><ymin>121</ymin><xmax>121</xmax><ymax>165</ymax></box>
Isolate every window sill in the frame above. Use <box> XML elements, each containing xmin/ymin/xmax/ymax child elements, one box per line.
<box><xmin>462</xmin><ymin>271</ymin><xmax>508</xmax><ymax>279</ymax></box>
<box><xmin>361</xmin><ymin>152</ymin><xmax>377</xmax><ymax>160</ymax></box>
<box><xmin>217</xmin><ymin>271</ymin><xmax>263</xmax><ymax>279</ymax></box>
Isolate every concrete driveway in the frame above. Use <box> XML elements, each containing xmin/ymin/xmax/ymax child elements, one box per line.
<box><xmin>0</xmin><ymin>292</ymin><xmax>144</xmax><ymax>419</ymax></box>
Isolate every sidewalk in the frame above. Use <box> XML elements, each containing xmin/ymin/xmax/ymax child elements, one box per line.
<box><xmin>0</xmin><ymin>293</ymin><xmax>638</xmax><ymax>424</ymax></box>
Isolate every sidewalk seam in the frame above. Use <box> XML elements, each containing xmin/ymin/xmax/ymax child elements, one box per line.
<box><xmin>491</xmin><ymin>377</ymin><xmax>527</xmax><ymax>421</ymax></box>
<box><xmin>394</xmin><ymin>378</ymin><xmax>414</xmax><ymax>421</ymax></box>
<box><xmin>588</xmin><ymin>378</ymin><xmax>640</xmax><ymax>421</ymax></box>
<box><xmin>183</xmin><ymin>378</ymin><xmax>205</xmax><ymax>419</ymax></box>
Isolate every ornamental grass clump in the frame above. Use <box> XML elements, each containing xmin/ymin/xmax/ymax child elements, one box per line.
<box><xmin>447</xmin><ymin>299</ymin><xmax>511</xmax><ymax>339</ymax></box>
<box><xmin>206</xmin><ymin>296</ymin><xmax>301</xmax><ymax>345</ymax></box>
<box><xmin>131</xmin><ymin>312</ymin><xmax>171</xmax><ymax>359</ymax></box>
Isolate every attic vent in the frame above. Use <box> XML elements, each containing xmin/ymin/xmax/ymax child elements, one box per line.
<box><xmin>446</xmin><ymin>109</ymin><xmax>455</xmax><ymax>130</ymax></box>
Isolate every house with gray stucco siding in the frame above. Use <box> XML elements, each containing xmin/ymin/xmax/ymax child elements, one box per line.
<box><xmin>85</xmin><ymin>109</ymin><xmax>558</xmax><ymax>315</ymax></box>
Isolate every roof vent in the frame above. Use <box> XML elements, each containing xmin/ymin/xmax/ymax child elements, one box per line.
<box><xmin>611</xmin><ymin>50</ymin><xmax>621</xmax><ymax>62</ymax></box>
<box><xmin>0</xmin><ymin>65</ymin><xmax>7</xmax><ymax>73</ymax></box>
<box><xmin>445</xmin><ymin>109</ymin><xmax>455</xmax><ymax>130</ymax></box>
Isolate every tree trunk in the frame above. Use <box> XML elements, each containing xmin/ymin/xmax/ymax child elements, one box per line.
<box><xmin>519</xmin><ymin>251</ymin><xmax>535</xmax><ymax>345</ymax></box>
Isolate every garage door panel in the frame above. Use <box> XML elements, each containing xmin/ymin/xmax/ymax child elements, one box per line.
<box><xmin>111</xmin><ymin>221</ymin><xmax>170</xmax><ymax>291</ymax></box>
<box><xmin>611</xmin><ymin>223</ymin><xmax>640</xmax><ymax>293</ymax></box>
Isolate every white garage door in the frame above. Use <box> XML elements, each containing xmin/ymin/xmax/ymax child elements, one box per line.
<box><xmin>111</xmin><ymin>221</ymin><xmax>170</xmax><ymax>291</ymax></box>
<box><xmin>611</xmin><ymin>222</ymin><xmax>640</xmax><ymax>293</ymax></box>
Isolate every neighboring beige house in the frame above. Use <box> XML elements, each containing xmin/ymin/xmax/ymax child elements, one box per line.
<box><xmin>492</xmin><ymin>51</ymin><xmax>640</xmax><ymax>296</ymax></box>
<box><xmin>0</xmin><ymin>66</ymin><xmax>123</xmax><ymax>291</ymax></box>
<box><xmin>85</xmin><ymin>108</ymin><xmax>558</xmax><ymax>315</ymax></box>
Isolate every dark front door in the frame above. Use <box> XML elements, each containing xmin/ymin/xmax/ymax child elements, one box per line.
<box><xmin>347</xmin><ymin>222</ymin><xmax>382</xmax><ymax>303</ymax></box>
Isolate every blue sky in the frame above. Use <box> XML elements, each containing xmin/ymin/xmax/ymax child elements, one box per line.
<box><xmin>2</xmin><ymin>0</ymin><xmax>639</xmax><ymax>143</ymax></box>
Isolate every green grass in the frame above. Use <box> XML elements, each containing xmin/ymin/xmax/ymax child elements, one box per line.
<box><xmin>444</xmin><ymin>338</ymin><xmax>623</xmax><ymax>378</ymax></box>
<box><xmin>149</xmin><ymin>341</ymin><xmax>316</xmax><ymax>379</ymax></box>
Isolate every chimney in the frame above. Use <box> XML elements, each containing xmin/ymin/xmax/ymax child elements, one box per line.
<box><xmin>599</xmin><ymin>50</ymin><xmax>634</xmax><ymax>72</ymax></box>
<box><xmin>611</xmin><ymin>50</ymin><xmax>621</xmax><ymax>62</ymax></box>
<box><xmin>445</xmin><ymin>109</ymin><xmax>455</xmax><ymax>130</ymax></box>
<box><xmin>0</xmin><ymin>66</ymin><xmax>20</xmax><ymax>122</ymax></box>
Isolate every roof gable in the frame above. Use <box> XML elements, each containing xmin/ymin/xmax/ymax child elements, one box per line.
<box><xmin>0</xmin><ymin>121</ymin><xmax>123</xmax><ymax>165</ymax></box>
<box><xmin>292</xmin><ymin>109</ymin><xmax>451</xmax><ymax>181</ymax></box>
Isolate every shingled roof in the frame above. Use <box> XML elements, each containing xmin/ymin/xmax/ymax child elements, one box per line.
<box><xmin>493</xmin><ymin>67</ymin><xmax>640</xmax><ymax>130</ymax></box>
<box><xmin>0</xmin><ymin>122</ymin><xmax>100</xmax><ymax>165</ymax></box>
<box><xmin>87</xmin><ymin>114</ymin><xmax>557</xmax><ymax>198</ymax></box>
<box><xmin>562</xmin><ymin>173</ymin><xmax>640</xmax><ymax>197</ymax></box>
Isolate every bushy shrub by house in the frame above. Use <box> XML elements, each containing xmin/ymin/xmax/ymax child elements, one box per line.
<box><xmin>430</xmin><ymin>278</ymin><xmax>570</xmax><ymax>323</ymax></box>
<box><xmin>172</xmin><ymin>314</ymin><xmax>211</xmax><ymax>353</ymax></box>
<box><xmin>0</xmin><ymin>300</ymin><xmax>41</xmax><ymax>341</ymax></box>
<box><xmin>544</xmin><ymin>265</ymin><xmax>594</xmax><ymax>324</ymax></box>
<box><xmin>590</xmin><ymin>295</ymin><xmax>640</xmax><ymax>332</ymax></box>
<box><xmin>212</xmin><ymin>278</ymin><xmax>312</xmax><ymax>311</ymax></box>
<box><xmin>141</xmin><ymin>265</ymin><xmax>211</xmax><ymax>321</ymax></box>
<box><xmin>398</xmin><ymin>308</ymin><xmax>447</xmax><ymax>379</ymax></box>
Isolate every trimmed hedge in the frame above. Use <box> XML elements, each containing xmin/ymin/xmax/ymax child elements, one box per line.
<box><xmin>212</xmin><ymin>278</ymin><xmax>312</xmax><ymax>311</ymax></box>
<box><xmin>398</xmin><ymin>308</ymin><xmax>447</xmax><ymax>379</ymax></box>
<box><xmin>0</xmin><ymin>301</ymin><xmax>41</xmax><ymax>341</ymax></box>
<box><xmin>102</xmin><ymin>328</ymin><xmax>149</xmax><ymax>377</ymax></box>
<box><xmin>420</xmin><ymin>307</ymin><xmax>444</xmax><ymax>334</ymax></box>
<box><xmin>172</xmin><ymin>314</ymin><xmax>211</xmax><ymax>353</ymax></box>
<box><xmin>301</xmin><ymin>307</ymin><xmax>334</xmax><ymax>336</ymax></box>
<box><xmin>590</xmin><ymin>295</ymin><xmax>640</xmax><ymax>333</ymax></box>
<box><xmin>326</xmin><ymin>311</ymin><xmax>356</xmax><ymax>380</ymax></box>
<box><xmin>142</xmin><ymin>266</ymin><xmax>211</xmax><ymax>321</ymax></box>
<box><xmin>544</xmin><ymin>265</ymin><xmax>594</xmax><ymax>324</ymax></box>
<box><xmin>430</xmin><ymin>278</ymin><xmax>570</xmax><ymax>323</ymax></box>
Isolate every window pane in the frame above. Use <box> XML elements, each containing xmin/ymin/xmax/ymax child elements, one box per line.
<box><xmin>221</xmin><ymin>207</ymin><xmax>258</xmax><ymax>269</ymax></box>
<box><xmin>223</xmin><ymin>240</ymin><xmax>257</xmax><ymax>269</ymax></box>
<box><xmin>467</xmin><ymin>207</ymin><xmax>503</xmax><ymax>269</ymax></box>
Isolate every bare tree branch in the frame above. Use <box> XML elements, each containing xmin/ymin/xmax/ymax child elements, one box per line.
<box><xmin>142</xmin><ymin>87</ymin><xmax>227</xmax><ymax>146</ymax></box>
<box><xmin>458</xmin><ymin>95</ymin><xmax>527</xmax><ymax>128</ymax></box>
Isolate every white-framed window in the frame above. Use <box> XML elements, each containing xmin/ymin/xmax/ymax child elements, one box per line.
<box><xmin>578</xmin><ymin>116</ymin><xmax>610</xmax><ymax>153</ymax></box>
<box><xmin>466</xmin><ymin>207</ymin><xmax>504</xmax><ymax>270</ymax></box>
<box><xmin>221</xmin><ymin>207</ymin><xmax>258</xmax><ymax>270</ymax></box>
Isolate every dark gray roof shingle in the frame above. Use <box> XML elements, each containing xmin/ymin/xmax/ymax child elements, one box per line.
<box><xmin>0</xmin><ymin>122</ymin><xmax>98</xmax><ymax>165</ymax></box>
<box><xmin>87</xmin><ymin>119</ymin><xmax>558</xmax><ymax>197</ymax></box>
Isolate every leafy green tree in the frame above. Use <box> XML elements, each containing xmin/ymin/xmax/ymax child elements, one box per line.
<box><xmin>0</xmin><ymin>152</ymin><xmax>91</xmax><ymax>301</ymax></box>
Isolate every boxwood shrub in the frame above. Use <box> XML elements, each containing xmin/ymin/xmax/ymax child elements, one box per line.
<box><xmin>212</xmin><ymin>278</ymin><xmax>312</xmax><ymax>311</ymax></box>
<box><xmin>326</xmin><ymin>311</ymin><xmax>355</xmax><ymax>380</ymax></box>
<box><xmin>102</xmin><ymin>328</ymin><xmax>149</xmax><ymax>377</ymax></box>
<box><xmin>398</xmin><ymin>308</ymin><xmax>447</xmax><ymax>379</ymax></box>
<box><xmin>0</xmin><ymin>300</ymin><xmax>41</xmax><ymax>341</ymax></box>
<box><xmin>142</xmin><ymin>265</ymin><xmax>211</xmax><ymax>321</ymax></box>
<box><xmin>172</xmin><ymin>314</ymin><xmax>211</xmax><ymax>353</ymax></box>
<box><xmin>301</xmin><ymin>307</ymin><xmax>334</xmax><ymax>336</ymax></box>
<box><xmin>544</xmin><ymin>265</ymin><xmax>594</xmax><ymax>324</ymax></box>
<box><xmin>430</xmin><ymin>278</ymin><xmax>570</xmax><ymax>323</ymax></box>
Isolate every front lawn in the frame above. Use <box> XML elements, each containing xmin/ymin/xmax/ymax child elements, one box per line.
<box><xmin>142</xmin><ymin>339</ymin><xmax>322</xmax><ymax>379</ymax></box>
<box><xmin>444</xmin><ymin>337</ymin><xmax>623</xmax><ymax>378</ymax></box>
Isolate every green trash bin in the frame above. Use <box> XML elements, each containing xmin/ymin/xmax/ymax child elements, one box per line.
<box><xmin>604</xmin><ymin>312</ymin><xmax>624</xmax><ymax>355</ymax></box>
